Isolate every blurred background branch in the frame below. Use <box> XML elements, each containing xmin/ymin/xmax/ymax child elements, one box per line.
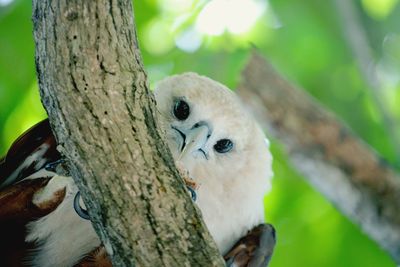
<box><xmin>1</xmin><ymin>0</ymin><xmax>400</xmax><ymax>266</ymax></box>
<box><xmin>334</xmin><ymin>0</ymin><xmax>400</xmax><ymax>166</ymax></box>
<box><xmin>238</xmin><ymin>52</ymin><xmax>400</xmax><ymax>263</ymax></box>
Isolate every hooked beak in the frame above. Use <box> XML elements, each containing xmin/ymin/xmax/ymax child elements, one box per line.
<box><xmin>176</xmin><ymin>124</ymin><xmax>210</xmax><ymax>161</ymax></box>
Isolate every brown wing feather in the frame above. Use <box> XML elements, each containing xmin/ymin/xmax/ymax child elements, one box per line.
<box><xmin>224</xmin><ymin>224</ymin><xmax>276</xmax><ymax>267</ymax></box>
<box><xmin>0</xmin><ymin>177</ymin><xmax>66</xmax><ymax>267</ymax></box>
<box><xmin>0</xmin><ymin>119</ymin><xmax>60</xmax><ymax>189</ymax></box>
<box><xmin>0</xmin><ymin>119</ymin><xmax>65</xmax><ymax>267</ymax></box>
<box><xmin>74</xmin><ymin>247</ymin><xmax>113</xmax><ymax>267</ymax></box>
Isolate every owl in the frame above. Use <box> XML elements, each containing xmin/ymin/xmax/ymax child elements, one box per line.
<box><xmin>0</xmin><ymin>73</ymin><xmax>275</xmax><ymax>267</ymax></box>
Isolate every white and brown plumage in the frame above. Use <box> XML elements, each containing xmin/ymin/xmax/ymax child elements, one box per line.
<box><xmin>0</xmin><ymin>73</ymin><xmax>275</xmax><ymax>267</ymax></box>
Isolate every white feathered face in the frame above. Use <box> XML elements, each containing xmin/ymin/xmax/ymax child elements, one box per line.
<box><xmin>154</xmin><ymin>72</ymin><xmax>273</xmax><ymax>254</ymax></box>
<box><xmin>154</xmin><ymin>73</ymin><xmax>271</xmax><ymax>190</ymax></box>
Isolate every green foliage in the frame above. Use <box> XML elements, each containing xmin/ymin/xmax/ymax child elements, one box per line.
<box><xmin>0</xmin><ymin>0</ymin><xmax>398</xmax><ymax>266</ymax></box>
<box><xmin>266</xmin><ymin>142</ymin><xmax>395</xmax><ymax>267</ymax></box>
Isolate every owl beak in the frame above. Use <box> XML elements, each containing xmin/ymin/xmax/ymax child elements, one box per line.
<box><xmin>178</xmin><ymin>124</ymin><xmax>210</xmax><ymax>161</ymax></box>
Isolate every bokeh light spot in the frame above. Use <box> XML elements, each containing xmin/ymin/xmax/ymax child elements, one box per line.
<box><xmin>142</xmin><ymin>19</ymin><xmax>175</xmax><ymax>55</ymax></box>
<box><xmin>175</xmin><ymin>27</ymin><xmax>203</xmax><ymax>53</ymax></box>
<box><xmin>361</xmin><ymin>0</ymin><xmax>399</xmax><ymax>20</ymax></box>
<box><xmin>0</xmin><ymin>0</ymin><xmax>14</xmax><ymax>6</ymax></box>
<box><xmin>196</xmin><ymin>0</ymin><xmax>266</xmax><ymax>36</ymax></box>
<box><xmin>158</xmin><ymin>0</ymin><xmax>195</xmax><ymax>14</ymax></box>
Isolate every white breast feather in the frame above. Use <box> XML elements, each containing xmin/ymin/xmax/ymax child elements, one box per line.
<box><xmin>26</xmin><ymin>176</ymin><xmax>99</xmax><ymax>267</ymax></box>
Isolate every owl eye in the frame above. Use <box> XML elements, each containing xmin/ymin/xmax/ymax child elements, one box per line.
<box><xmin>214</xmin><ymin>139</ymin><xmax>233</xmax><ymax>153</ymax></box>
<box><xmin>173</xmin><ymin>100</ymin><xmax>190</xmax><ymax>121</ymax></box>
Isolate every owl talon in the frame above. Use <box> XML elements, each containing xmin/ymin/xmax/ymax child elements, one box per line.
<box><xmin>74</xmin><ymin>191</ymin><xmax>90</xmax><ymax>220</ymax></box>
<box><xmin>45</xmin><ymin>158</ymin><xmax>65</xmax><ymax>172</ymax></box>
<box><xmin>186</xmin><ymin>185</ymin><xmax>197</xmax><ymax>201</ymax></box>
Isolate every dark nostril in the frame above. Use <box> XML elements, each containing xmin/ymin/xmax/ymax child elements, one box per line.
<box><xmin>192</xmin><ymin>121</ymin><xmax>207</xmax><ymax>129</ymax></box>
<box><xmin>191</xmin><ymin>121</ymin><xmax>212</xmax><ymax>139</ymax></box>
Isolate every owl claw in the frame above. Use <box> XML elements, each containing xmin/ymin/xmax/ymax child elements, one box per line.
<box><xmin>74</xmin><ymin>191</ymin><xmax>90</xmax><ymax>220</ymax></box>
<box><xmin>186</xmin><ymin>185</ymin><xmax>197</xmax><ymax>201</ymax></box>
<box><xmin>45</xmin><ymin>159</ymin><xmax>65</xmax><ymax>172</ymax></box>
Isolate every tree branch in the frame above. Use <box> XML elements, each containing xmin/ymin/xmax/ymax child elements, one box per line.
<box><xmin>32</xmin><ymin>0</ymin><xmax>224</xmax><ymax>266</ymax></box>
<box><xmin>237</xmin><ymin>52</ymin><xmax>400</xmax><ymax>263</ymax></box>
<box><xmin>333</xmin><ymin>0</ymin><xmax>400</xmax><ymax>165</ymax></box>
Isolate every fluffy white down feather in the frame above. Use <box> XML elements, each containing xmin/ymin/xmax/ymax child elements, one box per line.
<box><xmin>26</xmin><ymin>176</ymin><xmax>100</xmax><ymax>267</ymax></box>
<box><xmin>26</xmin><ymin>72</ymin><xmax>273</xmax><ymax>266</ymax></box>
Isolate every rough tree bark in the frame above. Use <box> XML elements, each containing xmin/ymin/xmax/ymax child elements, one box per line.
<box><xmin>237</xmin><ymin>52</ymin><xmax>400</xmax><ymax>263</ymax></box>
<box><xmin>32</xmin><ymin>0</ymin><xmax>224</xmax><ymax>266</ymax></box>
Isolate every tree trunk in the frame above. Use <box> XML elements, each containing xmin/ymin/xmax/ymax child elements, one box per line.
<box><xmin>237</xmin><ymin>52</ymin><xmax>400</xmax><ymax>263</ymax></box>
<box><xmin>32</xmin><ymin>0</ymin><xmax>224</xmax><ymax>266</ymax></box>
